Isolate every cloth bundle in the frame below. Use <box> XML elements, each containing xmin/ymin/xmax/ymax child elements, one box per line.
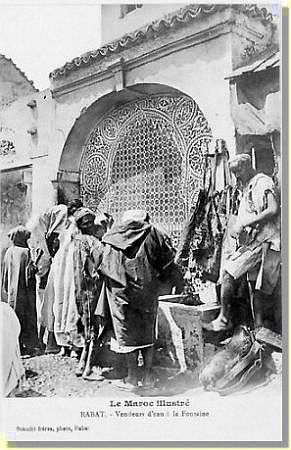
<box><xmin>199</xmin><ymin>326</ymin><xmax>274</xmax><ymax>396</ymax></box>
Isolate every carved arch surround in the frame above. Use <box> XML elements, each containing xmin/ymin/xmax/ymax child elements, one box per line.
<box><xmin>79</xmin><ymin>92</ymin><xmax>212</xmax><ymax>245</ymax></box>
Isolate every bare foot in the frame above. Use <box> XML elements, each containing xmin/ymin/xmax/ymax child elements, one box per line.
<box><xmin>124</xmin><ymin>375</ymin><xmax>138</xmax><ymax>386</ymax></box>
<box><xmin>70</xmin><ymin>349</ymin><xmax>79</xmax><ymax>359</ymax></box>
<box><xmin>142</xmin><ymin>373</ymin><xmax>156</xmax><ymax>388</ymax></box>
<box><xmin>82</xmin><ymin>367</ymin><xmax>105</xmax><ymax>381</ymax></box>
<box><xmin>113</xmin><ymin>377</ymin><xmax>138</xmax><ymax>391</ymax></box>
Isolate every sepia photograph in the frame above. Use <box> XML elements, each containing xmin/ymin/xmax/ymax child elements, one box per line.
<box><xmin>0</xmin><ymin>0</ymin><xmax>286</xmax><ymax>445</ymax></box>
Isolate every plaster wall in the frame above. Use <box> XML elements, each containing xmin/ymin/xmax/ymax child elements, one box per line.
<box><xmin>0</xmin><ymin>88</ymin><xmax>57</xmax><ymax>226</ymax></box>
<box><xmin>0</xmin><ymin>32</ymin><xmax>234</xmax><ymax>227</ymax></box>
<box><xmin>125</xmin><ymin>34</ymin><xmax>235</xmax><ymax>152</ymax></box>
<box><xmin>31</xmin><ymin>155</ymin><xmax>56</xmax><ymax>216</ymax></box>
<box><xmin>0</xmin><ymin>67</ymin><xmax>48</xmax><ymax>249</ymax></box>
<box><xmin>1</xmin><ymin>8</ymin><xmax>276</xmax><ymax>218</ymax></box>
<box><xmin>28</xmin><ymin>89</ymin><xmax>62</xmax><ymax>215</ymax></box>
<box><xmin>51</xmin><ymin>32</ymin><xmax>235</xmax><ymax>183</ymax></box>
<box><xmin>0</xmin><ymin>89</ymin><xmax>53</xmax><ymax>166</ymax></box>
<box><xmin>51</xmin><ymin>7</ymin><xmax>233</xmax><ymax>90</ymax></box>
<box><xmin>0</xmin><ymin>95</ymin><xmax>35</xmax><ymax>169</ymax></box>
<box><xmin>49</xmin><ymin>78</ymin><xmax>114</xmax><ymax>178</ymax></box>
<box><xmin>49</xmin><ymin>7</ymin><xmax>238</xmax><ymax>189</ymax></box>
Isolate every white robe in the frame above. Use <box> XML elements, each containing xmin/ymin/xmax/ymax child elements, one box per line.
<box><xmin>1</xmin><ymin>302</ymin><xmax>25</xmax><ymax>397</ymax></box>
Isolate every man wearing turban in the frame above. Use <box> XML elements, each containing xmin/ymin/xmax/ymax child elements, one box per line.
<box><xmin>206</xmin><ymin>153</ymin><xmax>280</xmax><ymax>331</ymax></box>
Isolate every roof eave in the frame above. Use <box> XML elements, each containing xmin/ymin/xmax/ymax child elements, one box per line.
<box><xmin>50</xmin><ymin>3</ymin><xmax>275</xmax><ymax>81</ymax></box>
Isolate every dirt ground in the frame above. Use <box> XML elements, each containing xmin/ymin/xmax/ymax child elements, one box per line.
<box><xmin>17</xmin><ymin>352</ymin><xmax>200</xmax><ymax>398</ymax></box>
<box><xmin>15</xmin><ymin>347</ymin><xmax>282</xmax><ymax>399</ymax></box>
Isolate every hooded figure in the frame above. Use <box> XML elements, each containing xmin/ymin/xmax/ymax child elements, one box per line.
<box><xmin>95</xmin><ymin>209</ymin><xmax>183</xmax><ymax>389</ymax></box>
<box><xmin>27</xmin><ymin>204</ymin><xmax>68</xmax><ymax>353</ymax></box>
<box><xmin>1</xmin><ymin>225</ymin><xmax>39</xmax><ymax>355</ymax></box>
<box><xmin>27</xmin><ymin>204</ymin><xmax>68</xmax><ymax>280</ymax></box>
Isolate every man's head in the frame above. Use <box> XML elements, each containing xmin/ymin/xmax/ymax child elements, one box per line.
<box><xmin>8</xmin><ymin>225</ymin><xmax>31</xmax><ymax>248</ymax></box>
<box><xmin>67</xmin><ymin>198</ymin><xmax>83</xmax><ymax>217</ymax></box>
<box><xmin>229</xmin><ymin>153</ymin><xmax>254</xmax><ymax>184</ymax></box>
<box><xmin>76</xmin><ymin>213</ymin><xmax>95</xmax><ymax>235</ymax></box>
<box><xmin>74</xmin><ymin>207</ymin><xmax>95</xmax><ymax>235</ymax></box>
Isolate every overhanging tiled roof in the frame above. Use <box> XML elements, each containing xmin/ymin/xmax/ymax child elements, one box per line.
<box><xmin>225</xmin><ymin>51</ymin><xmax>279</xmax><ymax>79</ymax></box>
<box><xmin>50</xmin><ymin>3</ymin><xmax>274</xmax><ymax>80</ymax></box>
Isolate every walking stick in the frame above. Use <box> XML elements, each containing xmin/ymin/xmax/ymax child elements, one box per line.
<box><xmin>75</xmin><ymin>274</ymin><xmax>91</xmax><ymax>377</ymax></box>
<box><xmin>247</xmin><ymin>274</ymin><xmax>256</xmax><ymax>325</ymax></box>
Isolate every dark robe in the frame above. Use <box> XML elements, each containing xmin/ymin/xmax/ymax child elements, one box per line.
<box><xmin>96</xmin><ymin>221</ymin><xmax>179</xmax><ymax>351</ymax></box>
<box><xmin>1</xmin><ymin>226</ymin><xmax>38</xmax><ymax>351</ymax></box>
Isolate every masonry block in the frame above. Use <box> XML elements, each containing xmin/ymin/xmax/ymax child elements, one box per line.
<box><xmin>155</xmin><ymin>301</ymin><xmax>203</xmax><ymax>375</ymax></box>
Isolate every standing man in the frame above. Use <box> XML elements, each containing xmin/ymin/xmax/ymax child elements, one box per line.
<box><xmin>27</xmin><ymin>204</ymin><xmax>68</xmax><ymax>353</ymax></box>
<box><xmin>95</xmin><ymin>210</ymin><xmax>184</xmax><ymax>389</ymax></box>
<box><xmin>74</xmin><ymin>210</ymin><xmax>111</xmax><ymax>379</ymax></box>
<box><xmin>2</xmin><ymin>226</ymin><xmax>39</xmax><ymax>355</ymax></box>
<box><xmin>52</xmin><ymin>208</ymin><xmax>98</xmax><ymax>350</ymax></box>
<box><xmin>206</xmin><ymin>154</ymin><xmax>280</xmax><ymax>331</ymax></box>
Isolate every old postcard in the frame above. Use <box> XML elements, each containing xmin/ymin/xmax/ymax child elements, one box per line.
<box><xmin>0</xmin><ymin>0</ymin><xmax>287</xmax><ymax>446</ymax></box>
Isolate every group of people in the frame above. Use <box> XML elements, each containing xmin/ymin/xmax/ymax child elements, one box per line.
<box><xmin>1</xmin><ymin>152</ymin><xmax>281</xmax><ymax>396</ymax></box>
<box><xmin>1</xmin><ymin>200</ymin><xmax>184</xmax><ymax>392</ymax></box>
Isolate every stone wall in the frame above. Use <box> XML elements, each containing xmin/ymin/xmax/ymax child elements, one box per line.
<box><xmin>156</xmin><ymin>302</ymin><xmax>203</xmax><ymax>374</ymax></box>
